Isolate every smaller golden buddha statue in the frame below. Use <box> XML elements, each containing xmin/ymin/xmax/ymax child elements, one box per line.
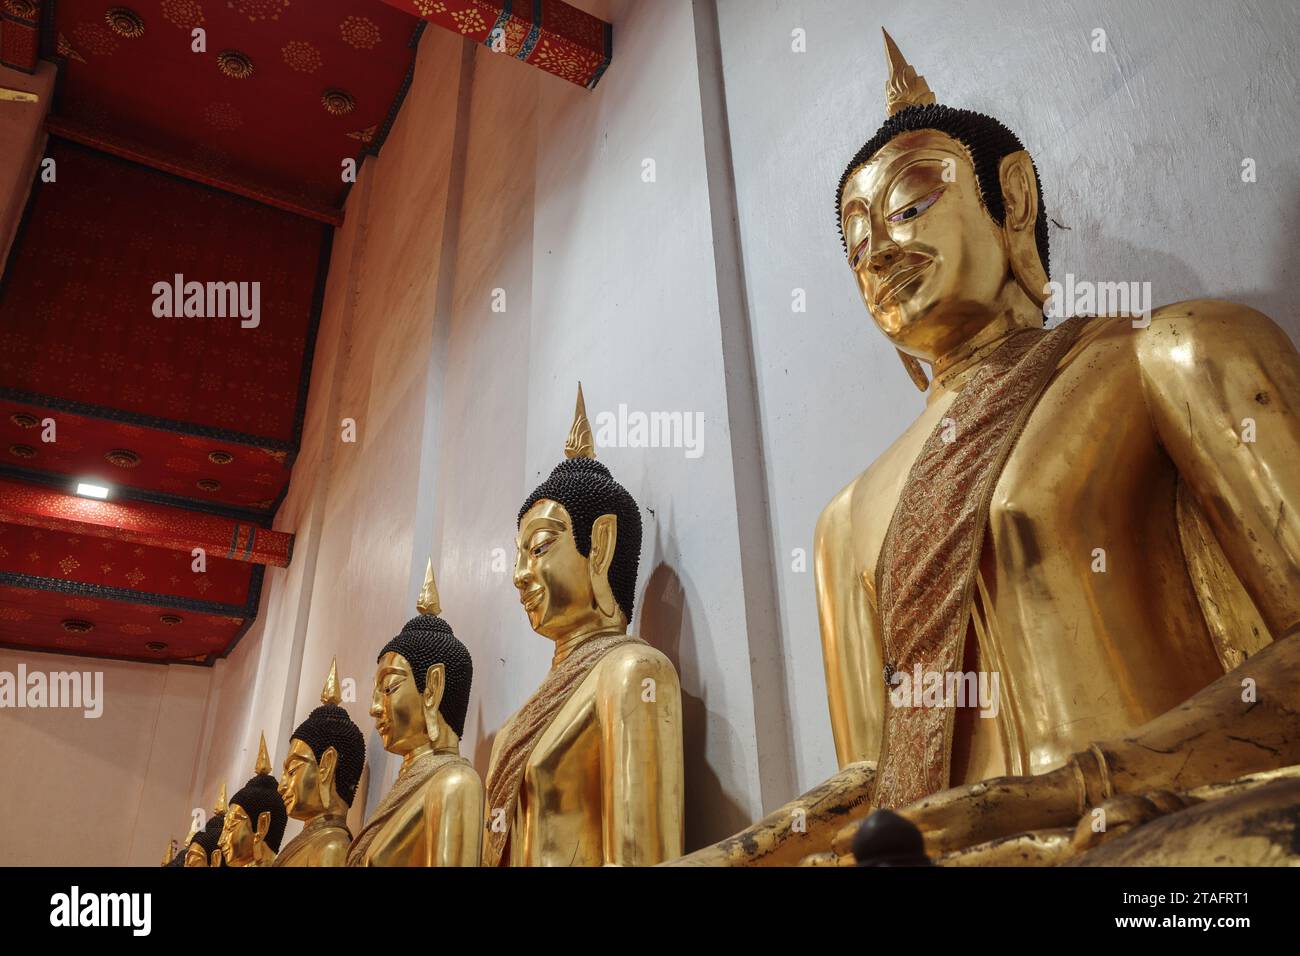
<box><xmin>346</xmin><ymin>564</ymin><xmax>483</xmax><ymax>867</ymax></box>
<box><xmin>218</xmin><ymin>733</ymin><xmax>288</xmax><ymax>867</ymax></box>
<box><xmin>161</xmin><ymin>837</ymin><xmax>179</xmax><ymax>867</ymax></box>
<box><xmin>180</xmin><ymin>784</ymin><xmax>227</xmax><ymax>868</ymax></box>
<box><xmin>484</xmin><ymin>384</ymin><xmax>684</xmax><ymax>866</ymax></box>
<box><xmin>274</xmin><ymin>658</ymin><xmax>366</xmax><ymax>867</ymax></box>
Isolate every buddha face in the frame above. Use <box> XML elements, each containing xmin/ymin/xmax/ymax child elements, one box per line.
<box><xmin>279</xmin><ymin>738</ymin><xmax>325</xmax><ymax>819</ymax></box>
<box><xmin>839</xmin><ymin>130</ymin><xmax>1014</xmax><ymax>362</ymax></box>
<box><xmin>514</xmin><ymin>499</ymin><xmax>602</xmax><ymax>639</ymax></box>
<box><xmin>183</xmin><ymin>841</ymin><xmax>209</xmax><ymax>867</ymax></box>
<box><xmin>217</xmin><ymin>803</ymin><xmax>258</xmax><ymax>865</ymax></box>
<box><xmin>370</xmin><ymin>652</ymin><xmax>430</xmax><ymax>755</ymax></box>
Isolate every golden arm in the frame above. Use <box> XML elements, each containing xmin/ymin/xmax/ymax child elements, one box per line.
<box><xmin>1136</xmin><ymin>300</ymin><xmax>1300</xmax><ymax>635</ymax></box>
<box><xmin>598</xmin><ymin>648</ymin><xmax>685</xmax><ymax>865</ymax></box>
<box><xmin>425</xmin><ymin>767</ymin><xmax>484</xmax><ymax>867</ymax></box>
<box><xmin>814</xmin><ymin>484</ymin><xmax>885</xmax><ymax>767</ymax></box>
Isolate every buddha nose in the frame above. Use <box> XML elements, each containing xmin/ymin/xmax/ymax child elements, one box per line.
<box><xmin>868</xmin><ymin>241</ymin><xmax>903</xmax><ymax>274</ymax></box>
<box><xmin>513</xmin><ymin>555</ymin><xmax>529</xmax><ymax>590</ymax></box>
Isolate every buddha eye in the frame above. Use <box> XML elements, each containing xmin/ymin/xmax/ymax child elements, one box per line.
<box><xmin>887</xmin><ymin>187</ymin><xmax>944</xmax><ymax>223</ymax></box>
<box><xmin>531</xmin><ymin>537</ymin><xmax>553</xmax><ymax>558</ymax></box>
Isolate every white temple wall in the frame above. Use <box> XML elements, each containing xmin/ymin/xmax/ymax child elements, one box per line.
<box><xmin>0</xmin><ymin>647</ymin><xmax>210</xmax><ymax>866</ymax></box>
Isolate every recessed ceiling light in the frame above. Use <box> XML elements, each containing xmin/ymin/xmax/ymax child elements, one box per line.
<box><xmin>76</xmin><ymin>482</ymin><xmax>110</xmax><ymax>499</ymax></box>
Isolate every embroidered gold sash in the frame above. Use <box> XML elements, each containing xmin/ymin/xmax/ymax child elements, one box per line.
<box><xmin>482</xmin><ymin>632</ymin><xmax>643</xmax><ymax>867</ymax></box>
<box><xmin>873</xmin><ymin>316</ymin><xmax>1088</xmax><ymax>809</ymax></box>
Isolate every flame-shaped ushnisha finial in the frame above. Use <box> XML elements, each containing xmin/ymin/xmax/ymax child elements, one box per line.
<box><xmin>416</xmin><ymin>558</ymin><xmax>441</xmax><ymax>616</ymax></box>
<box><xmin>882</xmin><ymin>28</ymin><xmax>936</xmax><ymax>117</ymax></box>
<box><xmin>564</xmin><ymin>382</ymin><xmax>596</xmax><ymax>459</ymax></box>
<box><xmin>321</xmin><ymin>656</ymin><xmax>342</xmax><ymax>706</ymax></box>
<box><xmin>214</xmin><ymin>782</ymin><xmax>228</xmax><ymax>815</ymax></box>
<box><xmin>254</xmin><ymin>732</ymin><xmax>272</xmax><ymax>776</ymax></box>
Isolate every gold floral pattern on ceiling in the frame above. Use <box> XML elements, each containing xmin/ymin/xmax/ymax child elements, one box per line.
<box><xmin>340</xmin><ymin>15</ymin><xmax>381</xmax><ymax>50</ymax></box>
<box><xmin>281</xmin><ymin>39</ymin><xmax>321</xmax><ymax>73</ymax></box>
<box><xmin>450</xmin><ymin>7</ymin><xmax>487</xmax><ymax>35</ymax></box>
<box><xmin>346</xmin><ymin>125</ymin><xmax>377</xmax><ymax>143</ymax></box>
<box><xmin>532</xmin><ymin>38</ymin><xmax>600</xmax><ymax>85</ymax></box>
<box><xmin>0</xmin><ymin>608</ymin><xmax>34</xmax><ymax>622</ymax></box>
<box><xmin>71</xmin><ymin>21</ymin><xmax>119</xmax><ymax>56</ymax></box>
<box><xmin>3</xmin><ymin>0</ymin><xmax>38</xmax><ymax>19</ymax></box>
<box><xmin>161</xmin><ymin>0</ymin><xmax>205</xmax><ymax>30</ymax></box>
<box><xmin>202</xmin><ymin>101</ymin><xmax>243</xmax><ymax>130</ymax></box>
<box><xmin>217</xmin><ymin>49</ymin><xmax>255</xmax><ymax>79</ymax></box>
<box><xmin>227</xmin><ymin>0</ymin><xmax>289</xmax><ymax>22</ymax></box>
<box><xmin>321</xmin><ymin>88</ymin><xmax>355</xmax><ymax>116</ymax></box>
<box><xmin>105</xmin><ymin>7</ymin><xmax>146</xmax><ymax>39</ymax></box>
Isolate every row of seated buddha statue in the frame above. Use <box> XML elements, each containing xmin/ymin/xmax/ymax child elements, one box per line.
<box><xmin>162</xmin><ymin>30</ymin><xmax>1300</xmax><ymax>868</ymax></box>
<box><xmin>163</xmin><ymin>385</ymin><xmax>685</xmax><ymax>868</ymax></box>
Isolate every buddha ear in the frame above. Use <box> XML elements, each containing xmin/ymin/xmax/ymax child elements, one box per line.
<box><xmin>589</xmin><ymin>514</ymin><xmax>620</xmax><ymax>620</ymax></box>
<box><xmin>998</xmin><ymin>150</ymin><xmax>1049</xmax><ymax>308</ymax></box>
<box><xmin>318</xmin><ymin>746</ymin><xmax>337</xmax><ymax>789</ymax></box>
<box><xmin>423</xmin><ymin>662</ymin><xmax>445</xmax><ymax>714</ymax></box>
<box><xmin>255</xmin><ymin>811</ymin><xmax>270</xmax><ymax>842</ymax></box>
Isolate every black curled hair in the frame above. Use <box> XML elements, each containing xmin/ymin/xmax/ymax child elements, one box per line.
<box><xmin>377</xmin><ymin>614</ymin><xmax>473</xmax><ymax>738</ymax></box>
<box><xmin>230</xmin><ymin>775</ymin><xmax>288</xmax><ymax>852</ymax></box>
<box><xmin>518</xmin><ymin>457</ymin><xmax>642</xmax><ymax>621</ymax></box>
<box><xmin>290</xmin><ymin>703</ymin><xmax>366</xmax><ymax>806</ymax></box>
<box><xmin>186</xmin><ymin>810</ymin><xmax>225</xmax><ymax>865</ymax></box>
<box><xmin>836</xmin><ymin>104</ymin><xmax>1050</xmax><ymax>281</ymax></box>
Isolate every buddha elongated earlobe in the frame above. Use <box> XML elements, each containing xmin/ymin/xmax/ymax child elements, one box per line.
<box><xmin>424</xmin><ymin>662</ymin><xmax>447</xmax><ymax>736</ymax></box>
<box><xmin>589</xmin><ymin>514</ymin><xmax>620</xmax><ymax>619</ymax></box>
<box><xmin>318</xmin><ymin>746</ymin><xmax>337</xmax><ymax>797</ymax></box>
<box><xmin>999</xmin><ymin>151</ymin><xmax>1049</xmax><ymax>308</ymax></box>
<box><xmin>898</xmin><ymin>349</ymin><xmax>930</xmax><ymax>391</ymax></box>
<box><xmin>255</xmin><ymin>811</ymin><xmax>270</xmax><ymax>844</ymax></box>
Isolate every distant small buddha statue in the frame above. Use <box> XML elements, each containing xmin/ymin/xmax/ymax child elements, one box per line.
<box><xmin>274</xmin><ymin>658</ymin><xmax>366</xmax><ymax>867</ymax></box>
<box><xmin>484</xmin><ymin>384</ymin><xmax>684</xmax><ymax>867</ymax></box>
<box><xmin>181</xmin><ymin>784</ymin><xmax>227</xmax><ymax>868</ymax></box>
<box><xmin>345</xmin><ymin>564</ymin><xmax>483</xmax><ymax>867</ymax></box>
<box><xmin>218</xmin><ymin>734</ymin><xmax>288</xmax><ymax>867</ymax></box>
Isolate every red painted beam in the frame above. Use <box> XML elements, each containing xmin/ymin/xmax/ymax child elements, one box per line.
<box><xmin>385</xmin><ymin>0</ymin><xmax>611</xmax><ymax>89</ymax></box>
<box><xmin>46</xmin><ymin>117</ymin><xmax>345</xmax><ymax>227</ymax></box>
<box><xmin>0</xmin><ymin>478</ymin><xmax>292</xmax><ymax>567</ymax></box>
<box><xmin>0</xmin><ymin>0</ymin><xmax>41</xmax><ymax>74</ymax></box>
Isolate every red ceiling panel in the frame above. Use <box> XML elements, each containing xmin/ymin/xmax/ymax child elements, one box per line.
<box><xmin>0</xmin><ymin>520</ymin><xmax>253</xmax><ymax>608</ymax></box>
<box><xmin>0</xmin><ymin>581</ymin><xmax>244</xmax><ymax>662</ymax></box>
<box><xmin>0</xmin><ymin>396</ymin><xmax>291</xmax><ymax>513</ymax></box>
<box><xmin>50</xmin><ymin>0</ymin><xmax>421</xmax><ymax>208</ymax></box>
<box><xmin>0</xmin><ymin>138</ymin><xmax>326</xmax><ymax>459</ymax></box>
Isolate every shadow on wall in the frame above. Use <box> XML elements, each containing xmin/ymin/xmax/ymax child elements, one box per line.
<box><xmin>640</xmin><ymin>558</ymin><xmax>751</xmax><ymax>852</ymax></box>
<box><xmin>1227</xmin><ymin>180</ymin><xmax>1300</xmax><ymax>341</ymax></box>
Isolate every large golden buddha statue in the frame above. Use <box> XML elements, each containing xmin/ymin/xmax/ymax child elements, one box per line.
<box><xmin>219</xmin><ymin>734</ymin><xmax>288</xmax><ymax>868</ymax></box>
<box><xmin>483</xmin><ymin>385</ymin><xmax>684</xmax><ymax>866</ymax></box>
<box><xmin>274</xmin><ymin>659</ymin><xmax>366</xmax><ymax>867</ymax></box>
<box><xmin>345</xmin><ymin>564</ymin><xmax>483</xmax><ymax>867</ymax></box>
<box><xmin>680</xmin><ymin>30</ymin><xmax>1300</xmax><ymax>866</ymax></box>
